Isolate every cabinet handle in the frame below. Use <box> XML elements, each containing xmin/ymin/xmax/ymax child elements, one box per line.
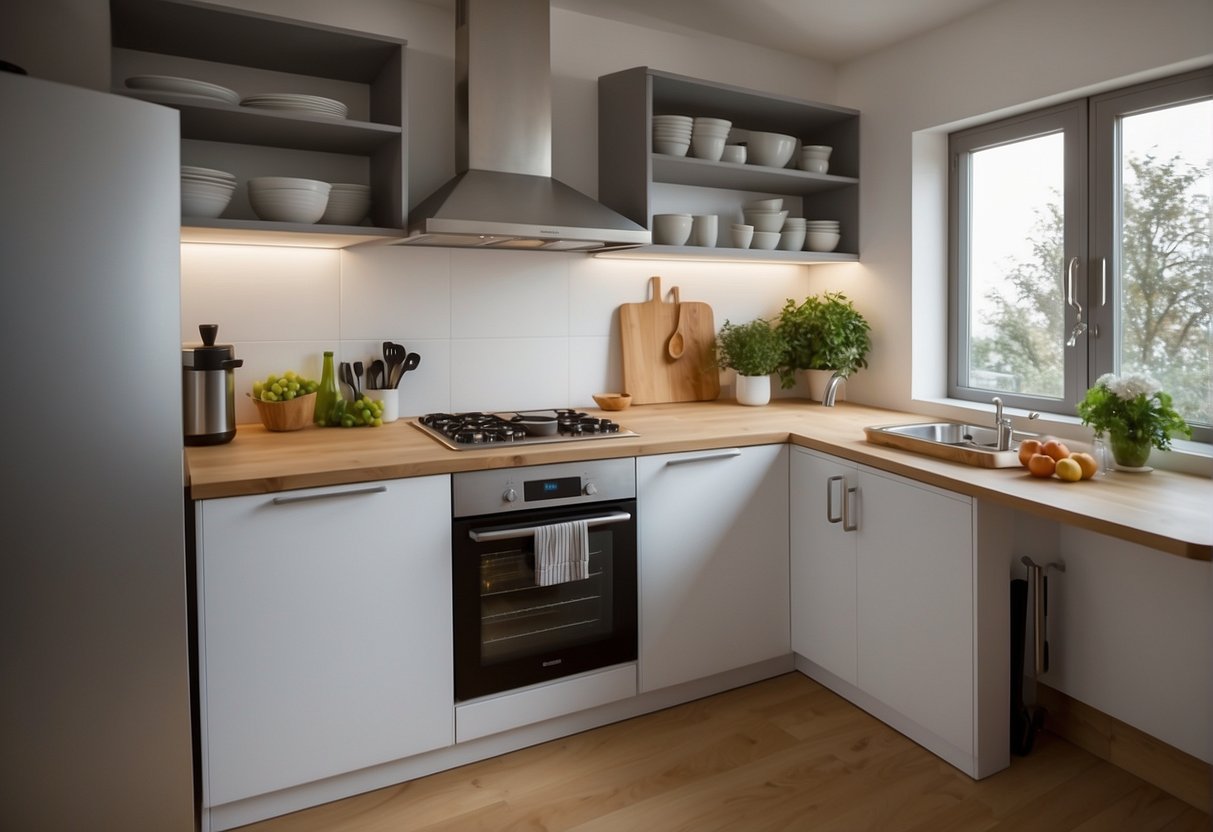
<box><xmin>664</xmin><ymin>449</ymin><xmax>742</xmax><ymax>466</ymax></box>
<box><xmin>826</xmin><ymin>475</ymin><xmax>844</xmax><ymax>523</ymax></box>
<box><xmin>271</xmin><ymin>485</ymin><xmax>387</xmax><ymax>505</ymax></box>
<box><xmin>468</xmin><ymin>511</ymin><xmax>632</xmax><ymax>543</ymax></box>
<box><xmin>843</xmin><ymin>485</ymin><xmax>859</xmax><ymax>532</ymax></box>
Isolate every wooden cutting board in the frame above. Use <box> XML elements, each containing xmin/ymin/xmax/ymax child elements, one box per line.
<box><xmin>620</xmin><ymin>276</ymin><xmax>720</xmax><ymax>404</ymax></box>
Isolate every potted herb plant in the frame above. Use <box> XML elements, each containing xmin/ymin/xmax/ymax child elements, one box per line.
<box><xmin>1077</xmin><ymin>373</ymin><xmax>1190</xmax><ymax>469</ymax></box>
<box><xmin>776</xmin><ymin>291</ymin><xmax>872</xmax><ymax>400</ymax></box>
<box><xmin>716</xmin><ymin>318</ymin><xmax>784</xmax><ymax>406</ymax></box>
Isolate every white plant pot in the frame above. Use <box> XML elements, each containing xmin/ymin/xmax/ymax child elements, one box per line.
<box><xmin>805</xmin><ymin>369</ymin><xmax>843</xmax><ymax>402</ymax></box>
<box><xmin>735</xmin><ymin>373</ymin><xmax>771</xmax><ymax>406</ymax></box>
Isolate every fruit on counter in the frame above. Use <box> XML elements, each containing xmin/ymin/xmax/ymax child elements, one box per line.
<box><xmin>1026</xmin><ymin>453</ymin><xmax>1056</xmax><ymax>478</ymax></box>
<box><xmin>1041</xmin><ymin>439</ymin><xmax>1071</xmax><ymax>461</ymax></box>
<box><xmin>327</xmin><ymin>395</ymin><xmax>383</xmax><ymax>428</ymax></box>
<box><xmin>1071</xmin><ymin>452</ymin><xmax>1098</xmax><ymax>479</ymax></box>
<box><xmin>253</xmin><ymin>370</ymin><xmax>319</xmax><ymax>402</ymax></box>
<box><xmin>1017</xmin><ymin>438</ymin><xmax>1042</xmax><ymax>467</ymax></box>
<box><xmin>1055</xmin><ymin>457</ymin><xmax>1083</xmax><ymax>482</ymax></box>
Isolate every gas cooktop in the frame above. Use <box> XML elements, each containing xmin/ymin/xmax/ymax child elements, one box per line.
<box><xmin>413</xmin><ymin>410</ymin><xmax>638</xmax><ymax>450</ymax></box>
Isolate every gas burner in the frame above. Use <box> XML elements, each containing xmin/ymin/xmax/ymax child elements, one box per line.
<box><xmin>413</xmin><ymin>409</ymin><xmax>636</xmax><ymax>450</ymax></box>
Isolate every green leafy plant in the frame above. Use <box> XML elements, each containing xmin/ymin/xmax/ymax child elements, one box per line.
<box><xmin>776</xmin><ymin>291</ymin><xmax>872</xmax><ymax>388</ymax></box>
<box><xmin>716</xmin><ymin>318</ymin><xmax>785</xmax><ymax>377</ymax></box>
<box><xmin>1077</xmin><ymin>372</ymin><xmax>1191</xmax><ymax>450</ymax></box>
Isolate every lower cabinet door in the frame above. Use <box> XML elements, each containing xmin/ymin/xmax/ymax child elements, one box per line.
<box><xmin>637</xmin><ymin>445</ymin><xmax>790</xmax><ymax>692</ymax></box>
<box><xmin>856</xmin><ymin>467</ymin><xmax>975</xmax><ymax>755</ymax></box>
<box><xmin>198</xmin><ymin>477</ymin><xmax>453</xmax><ymax>806</ymax></box>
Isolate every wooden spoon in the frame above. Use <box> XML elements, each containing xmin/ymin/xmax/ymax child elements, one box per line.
<box><xmin>666</xmin><ymin>286</ymin><xmax>686</xmax><ymax>360</ymax></box>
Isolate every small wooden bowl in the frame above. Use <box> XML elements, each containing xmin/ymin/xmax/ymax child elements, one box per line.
<box><xmin>593</xmin><ymin>393</ymin><xmax>632</xmax><ymax>411</ymax></box>
<box><xmin>250</xmin><ymin>392</ymin><xmax>317</xmax><ymax>431</ymax></box>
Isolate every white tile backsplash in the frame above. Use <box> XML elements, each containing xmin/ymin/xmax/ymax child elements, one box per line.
<box><xmin>180</xmin><ymin>242</ymin><xmax>813</xmax><ymax>419</ymax></box>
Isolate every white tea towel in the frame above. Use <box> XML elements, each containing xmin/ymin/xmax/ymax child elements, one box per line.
<box><xmin>533</xmin><ymin>520</ymin><xmax>590</xmax><ymax>586</ymax></box>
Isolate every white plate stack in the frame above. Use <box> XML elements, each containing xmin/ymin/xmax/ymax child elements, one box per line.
<box><xmin>248</xmin><ymin>177</ymin><xmax>331</xmax><ymax>224</ymax></box>
<box><xmin>805</xmin><ymin>220</ymin><xmax>841</xmax><ymax>252</ymax></box>
<box><xmin>690</xmin><ymin>117</ymin><xmax>732</xmax><ymax>162</ymax></box>
<box><xmin>652</xmin><ymin>114</ymin><xmax>693</xmax><ymax>157</ymax></box>
<box><xmin>240</xmin><ymin>93</ymin><xmax>348</xmax><ymax>120</ymax></box>
<box><xmin>320</xmin><ymin>183</ymin><xmax>372</xmax><ymax>226</ymax></box>
<box><xmin>126</xmin><ymin>75</ymin><xmax>240</xmax><ymax>105</ymax></box>
<box><xmin>180</xmin><ymin>165</ymin><xmax>236</xmax><ymax>218</ymax></box>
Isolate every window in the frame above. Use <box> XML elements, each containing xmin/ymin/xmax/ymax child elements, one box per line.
<box><xmin>950</xmin><ymin>68</ymin><xmax>1212</xmax><ymax>443</ymax></box>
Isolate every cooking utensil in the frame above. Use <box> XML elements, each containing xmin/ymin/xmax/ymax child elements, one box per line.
<box><xmin>619</xmin><ymin>276</ymin><xmax>719</xmax><ymax>404</ymax></box>
<box><xmin>368</xmin><ymin>359</ymin><xmax>386</xmax><ymax>391</ymax></box>
<box><xmin>666</xmin><ymin>286</ymin><xmax>686</xmax><ymax>360</ymax></box>
<box><xmin>510</xmin><ymin>412</ymin><xmax>559</xmax><ymax>436</ymax></box>
<box><xmin>339</xmin><ymin>361</ymin><xmax>358</xmax><ymax>400</ymax></box>
<box><xmin>383</xmin><ymin>341</ymin><xmax>406</xmax><ymax>388</ymax></box>
<box><xmin>353</xmin><ymin>361</ymin><xmax>364</xmax><ymax>399</ymax></box>
<box><xmin>393</xmin><ymin>351</ymin><xmax>421</xmax><ymax>387</ymax></box>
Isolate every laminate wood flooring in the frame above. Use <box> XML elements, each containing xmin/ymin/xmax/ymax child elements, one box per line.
<box><xmin>235</xmin><ymin>673</ymin><xmax>1210</xmax><ymax>832</ymax></box>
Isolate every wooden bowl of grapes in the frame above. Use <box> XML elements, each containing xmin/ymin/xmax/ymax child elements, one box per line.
<box><xmin>250</xmin><ymin>391</ymin><xmax>317</xmax><ymax>431</ymax></box>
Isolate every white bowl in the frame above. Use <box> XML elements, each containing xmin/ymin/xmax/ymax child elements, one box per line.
<box><xmin>248</xmin><ymin>176</ymin><xmax>331</xmax><ymax>194</ymax></box>
<box><xmin>806</xmin><ymin>231</ymin><xmax>841</xmax><ymax>252</ymax></box>
<box><xmin>181</xmin><ymin>165</ymin><xmax>235</xmax><ymax>181</ymax></box>
<box><xmin>743</xmin><ymin>198</ymin><xmax>782</xmax><ymax>212</ymax></box>
<box><xmin>249</xmin><ymin>188</ymin><xmax>330</xmax><ymax>223</ymax></box>
<box><xmin>751</xmin><ymin>231</ymin><xmax>781</xmax><ymax>250</ymax></box>
<box><xmin>320</xmin><ymin>189</ymin><xmax>371</xmax><ymax>225</ymax></box>
<box><xmin>652</xmin><ymin>213</ymin><xmax>693</xmax><ymax>246</ymax></box>
<box><xmin>693</xmin><ymin>116</ymin><xmax>732</xmax><ymax>131</ymax></box>
<box><xmin>720</xmin><ymin>145</ymin><xmax>746</xmax><ymax>164</ymax></box>
<box><xmin>801</xmin><ymin>144</ymin><xmax>833</xmax><ymax>158</ymax></box>
<box><xmin>742</xmin><ymin>209</ymin><xmax>788</xmax><ymax>233</ymax></box>
<box><xmin>654</xmin><ymin>139</ymin><xmax>690</xmax><ymax>156</ymax></box>
<box><xmin>730</xmin><ymin>225</ymin><xmax>754</xmax><ymax>249</ymax></box>
<box><xmin>745</xmin><ymin>131</ymin><xmax>796</xmax><ymax>168</ymax></box>
<box><xmin>800</xmin><ymin>158</ymin><xmax>830</xmax><ymax>174</ymax></box>
<box><xmin>689</xmin><ymin>134</ymin><xmax>725</xmax><ymax>161</ymax></box>
<box><xmin>182</xmin><ymin>188</ymin><xmax>232</xmax><ymax>218</ymax></box>
<box><xmin>778</xmin><ymin>229</ymin><xmax>806</xmax><ymax>251</ymax></box>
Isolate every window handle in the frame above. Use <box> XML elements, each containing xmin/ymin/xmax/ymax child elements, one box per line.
<box><xmin>1100</xmin><ymin>257</ymin><xmax>1108</xmax><ymax>306</ymax></box>
<box><xmin>1065</xmin><ymin>256</ymin><xmax>1087</xmax><ymax>347</ymax></box>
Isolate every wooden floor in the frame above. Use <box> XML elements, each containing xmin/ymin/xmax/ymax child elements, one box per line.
<box><xmin>237</xmin><ymin>673</ymin><xmax>1211</xmax><ymax>832</ymax></box>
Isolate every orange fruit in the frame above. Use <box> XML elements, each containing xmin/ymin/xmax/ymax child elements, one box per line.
<box><xmin>1027</xmin><ymin>453</ymin><xmax>1056</xmax><ymax>478</ymax></box>
<box><xmin>1018</xmin><ymin>438</ymin><xmax>1042</xmax><ymax>467</ymax></box>
<box><xmin>1042</xmin><ymin>439</ymin><xmax>1071</xmax><ymax>462</ymax></box>
<box><xmin>1055</xmin><ymin>457</ymin><xmax>1082</xmax><ymax>482</ymax></box>
<box><xmin>1071</xmin><ymin>452</ymin><xmax>1097</xmax><ymax>480</ymax></box>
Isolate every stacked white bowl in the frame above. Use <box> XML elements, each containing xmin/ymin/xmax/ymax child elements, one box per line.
<box><xmin>320</xmin><ymin>183</ymin><xmax>371</xmax><ymax>225</ymax></box>
<box><xmin>742</xmin><ymin>198</ymin><xmax>789</xmax><ymax>236</ymax></box>
<box><xmin>730</xmin><ymin>222</ymin><xmax>754</xmax><ymax>249</ymax></box>
<box><xmin>779</xmin><ymin>217</ymin><xmax>807</xmax><ymax>251</ymax></box>
<box><xmin>805</xmin><ymin>219</ymin><xmax>841</xmax><ymax>252</ymax></box>
<box><xmin>652</xmin><ymin>213</ymin><xmax>693</xmax><ymax>245</ymax></box>
<box><xmin>248</xmin><ymin>177</ymin><xmax>331</xmax><ymax>224</ymax></box>
<box><xmin>689</xmin><ymin>117</ymin><xmax>732</xmax><ymax>162</ymax></box>
<box><xmin>653</xmin><ymin>114</ymin><xmax>693</xmax><ymax>157</ymax></box>
<box><xmin>800</xmin><ymin>144</ymin><xmax>833</xmax><ymax>174</ymax></box>
<box><xmin>745</xmin><ymin>131</ymin><xmax>797</xmax><ymax>168</ymax></box>
<box><xmin>181</xmin><ymin>165</ymin><xmax>236</xmax><ymax>218</ymax></box>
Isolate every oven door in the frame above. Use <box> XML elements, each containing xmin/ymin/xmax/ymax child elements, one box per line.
<box><xmin>453</xmin><ymin>499</ymin><xmax>638</xmax><ymax>701</ymax></box>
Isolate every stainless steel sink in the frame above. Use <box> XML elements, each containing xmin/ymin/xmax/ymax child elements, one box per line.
<box><xmin>864</xmin><ymin>421</ymin><xmax>1035</xmax><ymax>468</ymax></box>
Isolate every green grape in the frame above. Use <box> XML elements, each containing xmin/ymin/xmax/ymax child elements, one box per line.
<box><xmin>262</xmin><ymin>390</ymin><xmax>278</xmax><ymax>402</ymax></box>
<box><xmin>287</xmin><ymin>381</ymin><xmax>300</xmax><ymax>392</ymax></box>
<box><xmin>252</xmin><ymin>380</ymin><xmax>264</xmax><ymax>397</ymax></box>
<box><xmin>284</xmin><ymin>390</ymin><xmax>296</xmax><ymax>400</ymax></box>
<box><xmin>341</xmin><ymin>415</ymin><xmax>356</xmax><ymax>428</ymax></box>
<box><xmin>371</xmin><ymin>417</ymin><xmax>382</xmax><ymax>427</ymax></box>
<box><xmin>265</xmin><ymin>373</ymin><xmax>279</xmax><ymax>384</ymax></box>
<box><xmin>283</xmin><ymin>370</ymin><xmax>297</xmax><ymax>381</ymax></box>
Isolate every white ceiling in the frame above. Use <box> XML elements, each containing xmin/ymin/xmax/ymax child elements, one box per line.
<box><xmin>552</xmin><ymin>0</ymin><xmax>1007</xmax><ymax>64</ymax></box>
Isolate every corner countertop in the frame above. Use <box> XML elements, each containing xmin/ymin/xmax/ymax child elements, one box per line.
<box><xmin>184</xmin><ymin>399</ymin><xmax>1212</xmax><ymax>561</ymax></box>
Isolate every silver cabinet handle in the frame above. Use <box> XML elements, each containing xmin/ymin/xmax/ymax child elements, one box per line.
<box><xmin>271</xmin><ymin>484</ymin><xmax>387</xmax><ymax>505</ymax></box>
<box><xmin>664</xmin><ymin>449</ymin><xmax>742</xmax><ymax>466</ymax></box>
<box><xmin>468</xmin><ymin>511</ymin><xmax>632</xmax><ymax>543</ymax></box>
<box><xmin>843</xmin><ymin>485</ymin><xmax>859</xmax><ymax>532</ymax></box>
<box><xmin>826</xmin><ymin>475</ymin><xmax>844</xmax><ymax>524</ymax></box>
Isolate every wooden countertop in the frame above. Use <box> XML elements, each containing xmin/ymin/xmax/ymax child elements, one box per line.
<box><xmin>185</xmin><ymin>400</ymin><xmax>1212</xmax><ymax>561</ymax></box>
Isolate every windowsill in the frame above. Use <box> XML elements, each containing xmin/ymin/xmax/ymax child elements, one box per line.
<box><xmin>911</xmin><ymin>395</ymin><xmax>1213</xmax><ymax>478</ymax></box>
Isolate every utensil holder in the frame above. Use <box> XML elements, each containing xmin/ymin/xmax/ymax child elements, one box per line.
<box><xmin>367</xmin><ymin>388</ymin><xmax>399</xmax><ymax>423</ymax></box>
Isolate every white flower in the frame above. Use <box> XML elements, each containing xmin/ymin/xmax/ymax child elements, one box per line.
<box><xmin>1104</xmin><ymin>372</ymin><xmax>1160</xmax><ymax>401</ymax></box>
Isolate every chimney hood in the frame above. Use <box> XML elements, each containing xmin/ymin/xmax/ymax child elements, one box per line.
<box><xmin>397</xmin><ymin>0</ymin><xmax>650</xmax><ymax>251</ymax></box>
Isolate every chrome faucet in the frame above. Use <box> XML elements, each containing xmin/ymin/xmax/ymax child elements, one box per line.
<box><xmin>822</xmin><ymin>372</ymin><xmax>845</xmax><ymax>407</ymax></box>
<box><xmin>992</xmin><ymin>396</ymin><xmax>1013</xmax><ymax>451</ymax></box>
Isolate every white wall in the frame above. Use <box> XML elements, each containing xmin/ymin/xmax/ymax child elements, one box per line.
<box><xmin>180</xmin><ymin>0</ymin><xmax>837</xmax><ymax>423</ymax></box>
<box><xmin>827</xmin><ymin>0</ymin><xmax>1213</xmax><ymax>456</ymax></box>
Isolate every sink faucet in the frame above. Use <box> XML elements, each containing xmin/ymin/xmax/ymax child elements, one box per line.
<box><xmin>992</xmin><ymin>396</ymin><xmax>1013</xmax><ymax>450</ymax></box>
<box><xmin>822</xmin><ymin>372</ymin><xmax>845</xmax><ymax>407</ymax></box>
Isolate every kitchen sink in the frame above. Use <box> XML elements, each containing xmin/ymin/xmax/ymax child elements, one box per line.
<box><xmin>864</xmin><ymin>421</ymin><xmax>1035</xmax><ymax>468</ymax></box>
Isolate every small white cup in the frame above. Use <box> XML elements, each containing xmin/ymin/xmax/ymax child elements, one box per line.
<box><xmin>720</xmin><ymin>144</ymin><xmax>746</xmax><ymax>164</ymax></box>
<box><xmin>367</xmin><ymin>388</ymin><xmax>399</xmax><ymax>423</ymax></box>
<box><xmin>692</xmin><ymin>214</ymin><xmax>718</xmax><ymax>247</ymax></box>
<box><xmin>730</xmin><ymin>224</ymin><xmax>754</xmax><ymax>249</ymax></box>
<box><xmin>803</xmin><ymin>159</ymin><xmax>829</xmax><ymax>174</ymax></box>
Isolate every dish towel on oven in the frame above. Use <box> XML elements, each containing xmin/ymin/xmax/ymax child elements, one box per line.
<box><xmin>533</xmin><ymin>520</ymin><xmax>590</xmax><ymax>586</ymax></box>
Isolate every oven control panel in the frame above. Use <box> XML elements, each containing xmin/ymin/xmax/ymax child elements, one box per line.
<box><xmin>452</xmin><ymin>457</ymin><xmax>636</xmax><ymax>518</ymax></box>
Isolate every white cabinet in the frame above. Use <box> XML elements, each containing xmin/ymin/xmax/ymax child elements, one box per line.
<box><xmin>790</xmin><ymin>447</ymin><xmax>978</xmax><ymax>771</ymax></box>
<box><xmin>636</xmin><ymin>445</ymin><xmax>790</xmax><ymax>692</ymax></box>
<box><xmin>196</xmin><ymin>477</ymin><xmax>453</xmax><ymax>808</ymax></box>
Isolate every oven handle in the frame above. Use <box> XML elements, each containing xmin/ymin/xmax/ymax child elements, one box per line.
<box><xmin>468</xmin><ymin>511</ymin><xmax>633</xmax><ymax>543</ymax></box>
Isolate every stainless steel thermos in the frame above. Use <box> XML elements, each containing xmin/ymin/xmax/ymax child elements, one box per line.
<box><xmin>182</xmin><ymin>323</ymin><xmax>243</xmax><ymax>446</ymax></box>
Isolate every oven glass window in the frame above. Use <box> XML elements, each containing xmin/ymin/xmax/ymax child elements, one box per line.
<box><xmin>478</xmin><ymin>529</ymin><xmax>614</xmax><ymax>664</ymax></box>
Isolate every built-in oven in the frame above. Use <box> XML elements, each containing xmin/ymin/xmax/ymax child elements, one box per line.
<box><xmin>451</xmin><ymin>458</ymin><xmax>637</xmax><ymax>702</ymax></box>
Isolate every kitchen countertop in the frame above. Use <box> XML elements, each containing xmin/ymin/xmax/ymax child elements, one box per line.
<box><xmin>185</xmin><ymin>399</ymin><xmax>1212</xmax><ymax>561</ymax></box>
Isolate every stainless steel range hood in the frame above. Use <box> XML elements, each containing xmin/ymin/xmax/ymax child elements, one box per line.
<box><xmin>398</xmin><ymin>0</ymin><xmax>650</xmax><ymax>251</ymax></box>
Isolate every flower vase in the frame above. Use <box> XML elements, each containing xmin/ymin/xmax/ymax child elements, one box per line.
<box><xmin>1108</xmin><ymin>431</ymin><xmax>1152</xmax><ymax>469</ymax></box>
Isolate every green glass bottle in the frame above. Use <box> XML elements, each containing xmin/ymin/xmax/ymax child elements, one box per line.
<box><xmin>314</xmin><ymin>351</ymin><xmax>339</xmax><ymax>426</ymax></box>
